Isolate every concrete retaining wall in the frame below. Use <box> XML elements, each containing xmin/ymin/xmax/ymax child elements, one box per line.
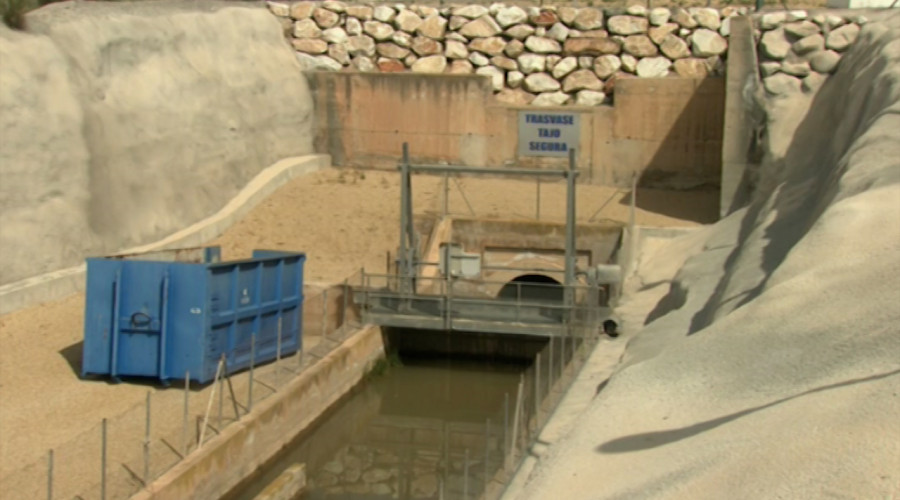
<box><xmin>135</xmin><ymin>325</ymin><xmax>386</xmax><ymax>500</ymax></box>
<box><xmin>308</xmin><ymin>71</ymin><xmax>724</xmax><ymax>189</ymax></box>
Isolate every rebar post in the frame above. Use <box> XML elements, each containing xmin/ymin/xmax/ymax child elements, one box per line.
<box><xmin>144</xmin><ymin>391</ymin><xmax>151</xmax><ymax>484</ymax></box>
<box><xmin>503</xmin><ymin>393</ymin><xmax>509</xmax><ymax>470</ymax></box>
<box><xmin>484</xmin><ymin>418</ymin><xmax>490</xmax><ymax>492</ymax></box>
<box><xmin>47</xmin><ymin>449</ymin><xmax>53</xmax><ymax>500</ymax></box>
<box><xmin>101</xmin><ymin>418</ymin><xmax>107</xmax><ymax>500</ymax></box>
<box><xmin>249</xmin><ymin>333</ymin><xmax>256</xmax><ymax>413</ymax></box>
<box><xmin>218</xmin><ymin>355</ymin><xmax>224</xmax><ymax>429</ymax></box>
<box><xmin>182</xmin><ymin>371</ymin><xmax>189</xmax><ymax>456</ymax></box>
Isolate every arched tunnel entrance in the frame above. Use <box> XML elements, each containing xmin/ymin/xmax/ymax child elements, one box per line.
<box><xmin>496</xmin><ymin>274</ymin><xmax>564</xmax><ymax>303</ymax></box>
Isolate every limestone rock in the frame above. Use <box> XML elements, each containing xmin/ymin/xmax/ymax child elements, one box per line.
<box><xmin>364</xmin><ymin>21</ymin><xmax>394</xmax><ymax>41</ymax></box>
<box><xmin>377</xmin><ymin>42</ymin><xmax>410</xmax><ymax>59</ymax></box>
<box><xmin>469</xmin><ymin>52</ymin><xmax>490</xmax><ymax>66</ymax></box>
<box><xmin>621</xmin><ymin>53</ymin><xmax>638</xmax><ymax>73</ymax></box>
<box><xmin>636</xmin><ymin>56</ymin><xmax>672</xmax><ymax>77</ymax></box>
<box><xmin>784</xmin><ymin>20</ymin><xmax>820</xmax><ymax>39</ymax></box>
<box><xmin>469</xmin><ymin>36</ymin><xmax>506</xmax><ymax>56</ymax></box>
<box><xmin>626</xmin><ymin>4</ymin><xmax>648</xmax><ymax>17</ymax></box>
<box><xmin>346</xmin><ymin>17</ymin><xmax>362</xmax><ymax>36</ymax></box>
<box><xmin>763</xmin><ymin>73</ymin><xmax>801</xmax><ymax>95</ymax></box>
<box><xmin>604</xmin><ymin>71</ymin><xmax>633</xmax><ymax>94</ymax></box>
<box><xmin>394</xmin><ymin>10</ymin><xmax>423</xmax><ymax>33</ymax></box>
<box><xmin>547</xmin><ymin>22</ymin><xmax>571</xmax><ymax>42</ymax></box>
<box><xmin>448</xmin><ymin>59</ymin><xmax>474</xmax><ymax>74</ymax></box>
<box><xmin>453</xmin><ymin>4</ymin><xmax>489</xmax><ymax>19</ymax></box>
<box><xmin>496</xmin><ymin>6</ymin><xmax>528</xmax><ymax>27</ymax></box>
<box><xmin>546</xmin><ymin>55</ymin><xmax>562</xmax><ymax>70</ymax></box>
<box><xmin>760</xmin><ymin>61</ymin><xmax>781</xmax><ymax>77</ymax></box>
<box><xmin>780</xmin><ymin>60</ymin><xmax>810</xmax><ymax>77</ymax></box>
<box><xmin>352</xmin><ymin>55</ymin><xmax>375</xmax><ymax>72</ymax></box>
<box><xmin>792</xmin><ymin>34</ymin><xmax>824</xmax><ymax>55</ymax></box>
<box><xmin>574</xmin><ymin>8</ymin><xmax>604</xmax><ymax>31</ymax></box>
<box><xmin>496</xmin><ymin>87</ymin><xmax>535</xmax><ymax>105</ymax></box>
<box><xmin>295</xmin><ymin>53</ymin><xmax>342</xmax><ymax>71</ymax></box>
<box><xmin>624</xmin><ymin>35</ymin><xmax>658</xmax><ymax>57</ymax></box>
<box><xmin>562</xmin><ymin>69</ymin><xmax>603</xmax><ymax>92</ymax></box>
<box><xmin>649</xmin><ymin>23</ymin><xmax>679</xmax><ymax>45</ymax></box>
<box><xmin>524</xmin><ymin>72</ymin><xmax>560</xmax><ymax>93</ymax></box>
<box><xmin>476</xmin><ymin>66</ymin><xmax>505</xmax><ymax>91</ymax></box>
<box><xmin>491</xmin><ymin>55</ymin><xmax>518</xmax><ymax>71</ymax></box>
<box><xmin>649</xmin><ymin>8</ymin><xmax>671</xmax><ymax>26</ymax></box>
<box><xmin>691</xmin><ymin>8</ymin><xmax>720</xmax><ymax>30</ymax></box>
<box><xmin>445</xmin><ymin>32</ymin><xmax>466</xmax><ymax>42</ymax></box>
<box><xmin>594</xmin><ymin>54</ymin><xmax>622</xmax><ymax>79</ymax></box>
<box><xmin>802</xmin><ymin>72</ymin><xmax>827</xmax><ymax>93</ymax></box>
<box><xmin>759</xmin><ymin>11</ymin><xmax>788</xmax><ymax>30</ymax></box>
<box><xmin>672</xmin><ymin>8</ymin><xmax>698</xmax><ymax>29</ymax></box>
<box><xmin>578</xmin><ymin>56</ymin><xmax>594</xmax><ymax>68</ymax></box>
<box><xmin>525</xmin><ymin>36</ymin><xmax>562</xmax><ymax>54</ymax></box>
<box><xmin>787</xmin><ymin>10</ymin><xmax>808</xmax><ymax>21</ymax></box>
<box><xmin>719</xmin><ymin>17</ymin><xmax>732</xmax><ymax>37</ymax></box>
<box><xmin>518</xmin><ymin>53</ymin><xmax>547</xmax><ymax>74</ymax></box>
<box><xmin>660</xmin><ymin>34</ymin><xmax>691</xmax><ymax>60</ymax></box>
<box><xmin>505</xmin><ymin>39</ymin><xmax>526</xmax><ymax>58</ymax></box>
<box><xmin>505</xmin><ymin>24</ymin><xmax>535</xmax><ymax>40</ymax></box>
<box><xmin>532</xmin><ymin>91</ymin><xmax>570</xmax><ymax>106</ymax></box>
<box><xmin>328</xmin><ymin>44</ymin><xmax>350</xmax><ymax>65</ymax></box>
<box><xmin>530</xmin><ymin>9</ymin><xmax>559</xmax><ymax>27</ymax></box>
<box><xmin>292</xmin><ymin>38</ymin><xmax>328</xmax><ymax>54</ymax></box>
<box><xmin>449</xmin><ymin>15</ymin><xmax>468</xmax><ymax>31</ymax></box>
<box><xmin>691</xmin><ymin>29</ymin><xmax>727</xmax><ymax>57</ymax></box>
<box><xmin>404</xmin><ymin>54</ymin><xmax>418</xmax><ymax>67</ymax></box>
<box><xmin>411</xmin><ymin>36</ymin><xmax>442</xmax><ymax>56</ymax></box>
<box><xmin>267</xmin><ymin>2</ymin><xmax>290</xmax><ymax>18</ymax></box>
<box><xmin>607</xmin><ymin>15</ymin><xmax>649</xmax><ymax>35</ymax></box>
<box><xmin>313</xmin><ymin>8</ymin><xmax>340</xmax><ymax>29</ymax></box>
<box><xmin>673</xmin><ymin>58</ymin><xmax>709</xmax><ymax>78</ymax></box>
<box><xmin>411</xmin><ymin>55</ymin><xmax>447</xmax><ymax>73</ymax></box>
<box><xmin>392</xmin><ymin>31</ymin><xmax>412</xmax><ymax>47</ymax></box>
<box><xmin>321</xmin><ymin>1</ymin><xmax>346</xmax><ymax>13</ymax></box>
<box><xmin>760</xmin><ymin>28</ymin><xmax>790</xmax><ymax>60</ymax></box>
<box><xmin>575</xmin><ymin>90</ymin><xmax>607</xmax><ymax>106</ymax></box>
<box><xmin>564</xmin><ymin>37</ymin><xmax>621</xmax><ymax>56</ymax></box>
<box><xmin>415</xmin><ymin>5</ymin><xmax>439</xmax><ymax>18</ymax></box>
<box><xmin>826</xmin><ymin>23</ymin><xmax>860</xmax><ymax>52</ymax></box>
<box><xmin>293</xmin><ymin>19</ymin><xmax>321</xmax><ymax>38</ymax></box>
<box><xmin>373</xmin><ymin>5</ymin><xmax>396</xmax><ymax>23</ymax></box>
<box><xmin>507</xmin><ymin>71</ymin><xmax>525</xmax><ymax>89</ymax></box>
<box><xmin>445</xmin><ymin>40</ymin><xmax>468</xmax><ymax>59</ymax></box>
<box><xmin>459</xmin><ymin>15</ymin><xmax>502</xmax><ymax>38</ymax></box>
<box><xmin>810</xmin><ymin>49</ymin><xmax>841</xmax><ymax>73</ymax></box>
<box><xmin>346</xmin><ymin>35</ymin><xmax>376</xmax><ymax>57</ymax></box>
<box><xmin>417</xmin><ymin>16</ymin><xmax>447</xmax><ymax>39</ymax></box>
<box><xmin>322</xmin><ymin>27</ymin><xmax>348</xmax><ymax>44</ymax></box>
<box><xmin>345</xmin><ymin>5</ymin><xmax>373</xmax><ymax>20</ymax></box>
<box><xmin>552</xmin><ymin>56</ymin><xmax>578</xmax><ymax>79</ymax></box>
<box><xmin>575</xmin><ymin>29</ymin><xmax>609</xmax><ymax>39</ymax></box>
<box><xmin>290</xmin><ymin>2</ymin><xmax>316</xmax><ymax>20</ymax></box>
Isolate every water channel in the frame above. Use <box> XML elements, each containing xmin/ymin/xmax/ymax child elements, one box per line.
<box><xmin>226</xmin><ymin>328</ymin><xmax>591</xmax><ymax>500</ymax></box>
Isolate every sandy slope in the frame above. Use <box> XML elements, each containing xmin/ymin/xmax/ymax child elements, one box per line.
<box><xmin>509</xmin><ymin>12</ymin><xmax>900</xmax><ymax>500</ymax></box>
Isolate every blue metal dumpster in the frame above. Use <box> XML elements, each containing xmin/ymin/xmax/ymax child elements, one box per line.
<box><xmin>82</xmin><ymin>247</ymin><xmax>305</xmax><ymax>384</ymax></box>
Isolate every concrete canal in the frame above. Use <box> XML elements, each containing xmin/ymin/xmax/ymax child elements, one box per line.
<box><xmin>227</xmin><ymin>329</ymin><xmax>593</xmax><ymax>500</ymax></box>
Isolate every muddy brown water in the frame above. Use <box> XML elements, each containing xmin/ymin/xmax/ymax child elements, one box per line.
<box><xmin>226</xmin><ymin>355</ymin><xmax>533</xmax><ymax>500</ymax></box>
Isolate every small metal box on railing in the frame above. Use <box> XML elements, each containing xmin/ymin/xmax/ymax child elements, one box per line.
<box><xmin>81</xmin><ymin>247</ymin><xmax>305</xmax><ymax>384</ymax></box>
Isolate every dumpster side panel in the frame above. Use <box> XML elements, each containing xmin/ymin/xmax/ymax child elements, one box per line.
<box><xmin>163</xmin><ymin>264</ymin><xmax>208</xmax><ymax>382</ymax></box>
<box><xmin>83</xmin><ymin>259</ymin><xmax>119</xmax><ymax>377</ymax></box>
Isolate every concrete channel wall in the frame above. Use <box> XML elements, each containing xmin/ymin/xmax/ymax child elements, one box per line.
<box><xmin>135</xmin><ymin>325</ymin><xmax>386</xmax><ymax>500</ymax></box>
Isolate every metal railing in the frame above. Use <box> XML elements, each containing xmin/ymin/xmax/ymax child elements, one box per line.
<box><xmin>2</xmin><ymin>271</ymin><xmax>366</xmax><ymax>500</ymax></box>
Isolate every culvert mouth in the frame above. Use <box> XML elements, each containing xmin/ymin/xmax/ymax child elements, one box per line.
<box><xmin>496</xmin><ymin>274</ymin><xmax>563</xmax><ymax>303</ymax></box>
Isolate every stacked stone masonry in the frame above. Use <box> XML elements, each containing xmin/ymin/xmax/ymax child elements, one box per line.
<box><xmin>755</xmin><ymin>10</ymin><xmax>865</xmax><ymax>96</ymax></box>
<box><xmin>267</xmin><ymin>2</ymin><xmax>861</xmax><ymax>106</ymax></box>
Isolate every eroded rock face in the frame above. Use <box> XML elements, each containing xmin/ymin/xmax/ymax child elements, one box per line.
<box><xmin>1</xmin><ymin>3</ymin><xmax>315</xmax><ymax>284</ymax></box>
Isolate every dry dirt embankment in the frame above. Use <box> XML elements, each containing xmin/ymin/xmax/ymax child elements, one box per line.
<box><xmin>513</xmin><ymin>11</ymin><xmax>900</xmax><ymax>499</ymax></box>
<box><xmin>0</xmin><ymin>1</ymin><xmax>314</xmax><ymax>285</ymax></box>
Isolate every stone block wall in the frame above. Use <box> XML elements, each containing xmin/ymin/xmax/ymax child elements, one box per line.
<box><xmin>267</xmin><ymin>1</ymin><xmax>746</xmax><ymax>106</ymax></box>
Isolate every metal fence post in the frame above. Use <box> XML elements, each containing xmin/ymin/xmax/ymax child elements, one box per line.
<box><xmin>182</xmin><ymin>372</ymin><xmax>189</xmax><ymax>456</ymax></box>
<box><xmin>47</xmin><ymin>449</ymin><xmax>53</xmax><ymax>500</ymax></box>
<box><xmin>442</xmin><ymin>171</ymin><xmax>449</xmax><ymax>217</ymax></box>
<box><xmin>463</xmin><ymin>448</ymin><xmax>470</xmax><ymax>500</ymax></box>
<box><xmin>249</xmin><ymin>333</ymin><xmax>256</xmax><ymax>413</ymax></box>
<box><xmin>321</xmin><ymin>289</ymin><xmax>328</xmax><ymax>337</ymax></box>
<box><xmin>144</xmin><ymin>391</ymin><xmax>151</xmax><ymax>485</ymax></box>
<box><xmin>101</xmin><ymin>418</ymin><xmax>107</xmax><ymax>500</ymax></box>
<box><xmin>503</xmin><ymin>393</ymin><xmax>509</xmax><ymax>471</ymax></box>
<box><xmin>484</xmin><ymin>418</ymin><xmax>490</xmax><ymax>492</ymax></box>
<box><xmin>218</xmin><ymin>355</ymin><xmax>224</xmax><ymax>429</ymax></box>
